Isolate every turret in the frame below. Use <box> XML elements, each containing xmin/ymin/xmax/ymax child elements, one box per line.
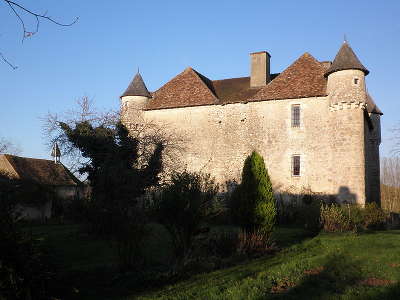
<box><xmin>325</xmin><ymin>41</ymin><xmax>369</xmax><ymax>111</ymax></box>
<box><xmin>325</xmin><ymin>41</ymin><xmax>371</xmax><ymax>205</ymax></box>
<box><xmin>120</xmin><ymin>71</ymin><xmax>151</xmax><ymax>112</ymax></box>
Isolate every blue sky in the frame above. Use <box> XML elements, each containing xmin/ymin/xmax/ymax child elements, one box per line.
<box><xmin>0</xmin><ymin>0</ymin><xmax>399</xmax><ymax>159</ymax></box>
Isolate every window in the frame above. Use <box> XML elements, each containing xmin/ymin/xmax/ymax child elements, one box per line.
<box><xmin>353</xmin><ymin>78</ymin><xmax>359</xmax><ymax>85</ymax></box>
<box><xmin>292</xmin><ymin>155</ymin><xmax>301</xmax><ymax>176</ymax></box>
<box><xmin>291</xmin><ymin>104</ymin><xmax>300</xmax><ymax>127</ymax></box>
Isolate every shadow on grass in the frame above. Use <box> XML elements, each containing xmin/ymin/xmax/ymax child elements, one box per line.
<box><xmin>368</xmin><ymin>282</ymin><xmax>400</xmax><ymax>299</ymax></box>
<box><xmin>272</xmin><ymin>226</ymin><xmax>317</xmax><ymax>249</ymax></box>
<box><xmin>270</xmin><ymin>253</ymin><xmax>363</xmax><ymax>299</ymax></box>
<box><xmin>268</xmin><ymin>251</ymin><xmax>400</xmax><ymax>300</ymax></box>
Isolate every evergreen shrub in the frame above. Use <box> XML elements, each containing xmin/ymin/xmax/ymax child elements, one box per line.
<box><xmin>231</xmin><ymin>151</ymin><xmax>276</xmax><ymax>236</ymax></box>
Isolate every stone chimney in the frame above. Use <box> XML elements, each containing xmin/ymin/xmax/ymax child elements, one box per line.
<box><xmin>250</xmin><ymin>51</ymin><xmax>271</xmax><ymax>88</ymax></box>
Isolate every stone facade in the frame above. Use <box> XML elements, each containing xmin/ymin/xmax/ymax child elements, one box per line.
<box><xmin>120</xmin><ymin>42</ymin><xmax>382</xmax><ymax>205</ymax></box>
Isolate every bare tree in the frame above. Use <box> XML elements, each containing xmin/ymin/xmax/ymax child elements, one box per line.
<box><xmin>42</xmin><ymin>97</ymin><xmax>184</xmax><ymax>180</ymax></box>
<box><xmin>381</xmin><ymin>156</ymin><xmax>400</xmax><ymax>213</ymax></box>
<box><xmin>0</xmin><ymin>137</ymin><xmax>21</xmax><ymax>155</ymax></box>
<box><xmin>41</xmin><ymin>97</ymin><xmax>118</xmax><ymax>177</ymax></box>
<box><xmin>1</xmin><ymin>0</ymin><xmax>78</xmax><ymax>69</ymax></box>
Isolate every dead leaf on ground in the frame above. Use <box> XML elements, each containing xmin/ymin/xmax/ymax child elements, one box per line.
<box><xmin>304</xmin><ymin>266</ymin><xmax>324</xmax><ymax>275</ymax></box>
<box><xmin>358</xmin><ymin>278</ymin><xmax>396</xmax><ymax>287</ymax></box>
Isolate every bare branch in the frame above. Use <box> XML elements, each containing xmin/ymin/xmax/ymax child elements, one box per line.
<box><xmin>0</xmin><ymin>51</ymin><xmax>17</xmax><ymax>69</ymax></box>
<box><xmin>42</xmin><ymin>97</ymin><xmax>185</xmax><ymax>182</ymax></box>
<box><xmin>1</xmin><ymin>0</ymin><xmax>78</xmax><ymax>68</ymax></box>
<box><xmin>3</xmin><ymin>0</ymin><xmax>79</xmax><ymax>42</ymax></box>
<box><xmin>0</xmin><ymin>137</ymin><xmax>21</xmax><ymax>155</ymax></box>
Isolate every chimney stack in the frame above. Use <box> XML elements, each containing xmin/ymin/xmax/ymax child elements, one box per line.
<box><xmin>250</xmin><ymin>51</ymin><xmax>271</xmax><ymax>88</ymax></box>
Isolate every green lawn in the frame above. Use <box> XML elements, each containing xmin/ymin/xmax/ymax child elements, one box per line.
<box><xmin>30</xmin><ymin>224</ymin><xmax>400</xmax><ymax>299</ymax></box>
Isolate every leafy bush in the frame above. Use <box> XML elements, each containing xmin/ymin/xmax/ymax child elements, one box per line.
<box><xmin>320</xmin><ymin>204</ymin><xmax>354</xmax><ymax>232</ymax></box>
<box><xmin>231</xmin><ymin>151</ymin><xmax>276</xmax><ymax>236</ymax></box>
<box><xmin>320</xmin><ymin>203</ymin><xmax>387</xmax><ymax>232</ymax></box>
<box><xmin>275</xmin><ymin>186</ymin><xmax>322</xmax><ymax>232</ymax></box>
<box><xmin>154</xmin><ymin>171</ymin><xmax>220</xmax><ymax>269</ymax></box>
<box><xmin>362</xmin><ymin>202</ymin><xmax>387</xmax><ymax>229</ymax></box>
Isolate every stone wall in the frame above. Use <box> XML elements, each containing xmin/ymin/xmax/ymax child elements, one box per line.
<box><xmin>140</xmin><ymin>96</ymin><xmax>344</xmax><ymax>197</ymax></box>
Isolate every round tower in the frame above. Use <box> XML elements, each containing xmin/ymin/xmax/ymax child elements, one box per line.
<box><xmin>325</xmin><ymin>41</ymin><xmax>369</xmax><ymax>111</ymax></box>
<box><xmin>325</xmin><ymin>41</ymin><xmax>370</xmax><ymax>205</ymax></box>
<box><xmin>120</xmin><ymin>71</ymin><xmax>151</xmax><ymax>123</ymax></box>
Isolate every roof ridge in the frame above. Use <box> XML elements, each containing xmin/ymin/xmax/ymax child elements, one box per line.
<box><xmin>212</xmin><ymin>76</ymin><xmax>250</xmax><ymax>83</ymax></box>
<box><xmin>189</xmin><ymin>68</ymin><xmax>219</xmax><ymax>102</ymax></box>
<box><xmin>4</xmin><ymin>154</ymin><xmax>55</xmax><ymax>162</ymax></box>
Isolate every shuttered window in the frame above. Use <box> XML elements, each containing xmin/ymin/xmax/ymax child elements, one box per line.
<box><xmin>292</xmin><ymin>155</ymin><xmax>301</xmax><ymax>176</ymax></box>
<box><xmin>291</xmin><ymin>104</ymin><xmax>300</xmax><ymax>127</ymax></box>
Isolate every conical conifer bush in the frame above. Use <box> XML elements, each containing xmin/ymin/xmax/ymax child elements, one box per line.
<box><xmin>231</xmin><ymin>151</ymin><xmax>276</xmax><ymax>235</ymax></box>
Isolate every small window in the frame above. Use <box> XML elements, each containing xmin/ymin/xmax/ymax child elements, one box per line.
<box><xmin>353</xmin><ymin>78</ymin><xmax>359</xmax><ymax>85</ymax></box>
<box><xmin>291</xmin><ymin>104</ymin><xmax>300</xmax><ymax>127</ymax></box>
<box><xmin>292</xmin><ymin>155</ymin><xmax>301</xmax><ymax>176</ymax></box>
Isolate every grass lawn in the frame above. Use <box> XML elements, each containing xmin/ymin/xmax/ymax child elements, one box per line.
<box><xmin>30</xmin><ymin>224</ymin><xmax>400</xmax><ymax>299</ymax></box>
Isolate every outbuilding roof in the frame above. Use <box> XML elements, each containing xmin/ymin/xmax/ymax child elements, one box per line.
<box><xmin>0</xmin><ymin>154</ymin><xmax>81</xmax><ymax>186</ymax></box>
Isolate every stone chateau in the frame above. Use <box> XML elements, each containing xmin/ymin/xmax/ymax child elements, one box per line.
<box><xmin>120</xmin><ymin>42</ymin><xmax>382</xmax><ymax>205</ymax></box>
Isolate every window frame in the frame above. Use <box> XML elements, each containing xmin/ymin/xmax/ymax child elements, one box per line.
<box><xmin>291</xmin><ymin>104</ymin><xmax>301</xmax><ymax>128</ymax></box>
<box><xmin>292</xmin><ymin>155</ymin><xmax>301</xmax><ymax>177</ymax></box>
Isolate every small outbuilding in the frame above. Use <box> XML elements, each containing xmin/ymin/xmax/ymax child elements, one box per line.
<box><xmin>0</xmin><ymin>154</ymin><xmax>82</xmax><ymax>220</ymax></box>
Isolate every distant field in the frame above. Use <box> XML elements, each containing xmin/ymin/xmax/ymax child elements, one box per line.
<box><xmin>31</xmin><ymin>225</ymin><xmax>400</xmax><ymax>299</ymax></box>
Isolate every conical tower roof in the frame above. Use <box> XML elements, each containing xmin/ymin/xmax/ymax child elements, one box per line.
<box><xmin>324</xmin><ymin>41</ymin><xmax>369</xmax><ymax>77</ymax></box>
<box><xmin>121</xmin><ymin>72</ymin><xmax>151</xmax><ymax>98</ymax></box>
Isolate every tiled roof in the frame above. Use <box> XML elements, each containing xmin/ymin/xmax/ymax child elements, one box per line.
<box><xmin>366</xmin><ymin>93</ymin><xmax>383</xmax><ymax>115</ymax></box>
<box><xmin>0</xmin><ymin>154</ymin><xmax>81</xmax><ymax>186</ymax></box>
<box><xmin>146</xmin><ymin>67</ymin><xmax>219</xmax><ymax>110</ymax></box>
<box><xmin>121</xmin><ymin>72</ymin><xmax>151</xmax><ymax>98</ymax></box>
<box><xmin>325</xmin><ymin>42</ymin><xmax>369</xmax><ymax>77</ymax></box>
<box><xmin>146</xmin><ymin>72</ymin><xmax>281</xmax><ymax>110</ymax></box>
<box><xmin>211</xmin><ymin>74</ymin><xmax>279</xmax><ymax>104</ymax></box>
<box><xmin>250</xmin><ymin>53</ymin><xmax>327</xmax><ymax>101</ymax></box>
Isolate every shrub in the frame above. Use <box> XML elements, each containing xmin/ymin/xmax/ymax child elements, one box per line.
<box><xmin>207</xmin><ymin>230</ymin><xmax>239</xmax><ymax>258</ymax></box>
<box><xmin>237</xmin><ymin>229</ymin><xmax>276</xmax><ymax>257</ymax></box>
<box><xmin>231</xmin><ymin>151</ymin><xmax>276</xmax><ymax>236</ymax></box>
<box><xmin>154</xmin><ymin>171</ymin><xmax>220</xmax><ymax>269</ymax></box>
<box><xmin>320</xmin><ymin>204</ymin><xmax>354</xmax><ymax>232</ymax></box>
<box><xmin>320</xmin><ymin>202</ymin><xmax>387</xmax><ymax>232</ymax></box>
<box><xmin>362</xmin><ymin>203</ymin><xmax>387</xmax><ymax>229</ymax></box>
<box><xmin>111</xmin><ymin>210</ymin><xmax>150</xmax><ymax>272</ymax></box>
